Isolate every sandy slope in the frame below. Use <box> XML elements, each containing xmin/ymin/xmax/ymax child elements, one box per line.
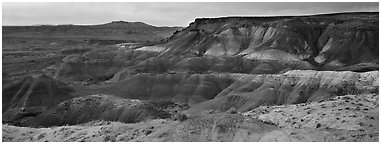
<box><xmin>3</xmin><ymin>117</ymin><xmax>281</xmax><ymax>142</ymax></box>
<box><xmin>243</xmin><ymin>94</ymin><xmax>379</xmax><ymax>141</ymax></box>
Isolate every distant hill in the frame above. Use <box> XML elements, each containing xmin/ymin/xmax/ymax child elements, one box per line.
<box><xmin>2</xmin><ymin>21</ymin><xmax>183</xmax><ymax>44</ymax></box>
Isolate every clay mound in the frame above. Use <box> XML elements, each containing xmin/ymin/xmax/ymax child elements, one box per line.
<box><xmin>186</xmin><ymin>70</ymin><xmax>378</xmax><ymax>115</ymax></box>
<box><xmin>2</xmin><ymin>74</ymin><xmax>74</xmax><ymax>122</ymax></box>
<box><xmin>20</xmin><ymin>94</ymin><xmax>171</xmax><ymax>127</ymax></box>
<box><xmin>104</xmin><ymin>73</ymin><xmax>234</xmax><ymax>105</ymax></box>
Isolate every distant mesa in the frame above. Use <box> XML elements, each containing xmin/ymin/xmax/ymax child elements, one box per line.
<box><xmin>101</xmin><ymin>21</ymin><xmax>154</xmax><ymax>27</ymax></box>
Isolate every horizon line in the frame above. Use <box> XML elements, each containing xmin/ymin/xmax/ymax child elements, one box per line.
<box><xmin>2</xmin><ymin>11</ymin><xmax>378</xmax><ymax>27</ymax></box>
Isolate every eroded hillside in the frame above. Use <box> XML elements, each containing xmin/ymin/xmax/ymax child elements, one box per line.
<box><xmin>2</xmin><ymin>12</ymin><xmax>379</xmax><ymax>142</ymax></box>
<box><xmin>151</xmin><ymin>12</ymin><xmax>378</xmax><ymax>71</ymax></box>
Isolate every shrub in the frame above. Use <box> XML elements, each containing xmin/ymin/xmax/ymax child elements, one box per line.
<box><xmin>316</xmin><ymin>123</ymin><xmax>321</xmax><ymax>128</ymax></box>
<box><xmin>227</xmin><ymin>107</ymin><xmax>238</xmax><ymax>114</ymax></box>
<box><xmin>172</xmin><ymin>113</ymin><xmax>188</xmax><ymax>122</ymax></box>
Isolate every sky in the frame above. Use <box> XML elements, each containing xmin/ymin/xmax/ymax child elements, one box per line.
<box><xmin>2</xmin><ymin>2</ymin><xmax>379</xmax><ymax>26</ymax></box>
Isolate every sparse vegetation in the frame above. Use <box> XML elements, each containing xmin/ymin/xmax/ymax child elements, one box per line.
<box><xmin>227</xmin><ymin>107</ymin><xmax>238</xmax><ymax>114</ymax></box>
<box><xmin>172</xmin><ymin>113</ymin><xmax>188</xmax><ymax>122</ymax></box>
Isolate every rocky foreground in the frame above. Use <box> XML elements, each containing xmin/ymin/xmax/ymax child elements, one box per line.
<box><xmin>3</xmin><ymin>93</ymin><xmax>378</xmax><ymax>142</ymax></box>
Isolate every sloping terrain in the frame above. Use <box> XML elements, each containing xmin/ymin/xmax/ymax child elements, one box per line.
<box><xmin>3</xmin><ymin>93</ymin><xmax>378</xmax><ymax>142</ymax></box>
<box><xmin>3</xmin><ymin>115</ymin><xmax>282</xmax><ymax>142</ymax></box>
<box><xmin>243</xmin><ymin>93</ymin><xmax>379</xmax><ymax>141</ymax></box>
<box><xmin>244</xmin><ymin>94</ymin><xmax>378</xmax><ymax>131</ymax></box>
<box><xmin>186</xmin><ymin>70</ymin><xmax>378</xmax><ymax>115</ymax></box>
<box><xmin>19</xmin><ymin>94</ymin><xmax>171</xmax><ymax>127</ymax></box>
<box><xmin>104</xmin><ymin>73</ymin><xmax>234</xmax><ymax>105</ymax></box>
<box><xmin>2</xmin><ymin>74</ymin><xmax>74</xmax><ymax>124</ymax></box>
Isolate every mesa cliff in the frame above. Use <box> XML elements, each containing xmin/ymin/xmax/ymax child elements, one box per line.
<box><xmin>152</xmin><ymin>12</ymin><xmax>378</xmax><ymax>70</ymax></box>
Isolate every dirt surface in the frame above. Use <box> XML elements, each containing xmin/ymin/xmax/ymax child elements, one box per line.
<box><xmin>243</xmin><ymin>94</ymin><xmax>379</xmax><ymax>141</ymax></box>
<box><xmin>2</xmin><ymin>115</ymin><xmax>278</xmax><ymax>142</ymax></box>
<box><xmin>3</xmin><ymin>98</ymin><xmax>378</xmax><ymax>142</ymax></box>
<box><xmin>0</xmin><ymin>115</ymin><xmax>298</xmax><ymax>142</ymax></box>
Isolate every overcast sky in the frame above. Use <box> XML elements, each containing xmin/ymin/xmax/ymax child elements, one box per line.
<box><xmin>2</xmin><ymin>2</ymin><xmax>379</xmax><ymax>26</ymax></box>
